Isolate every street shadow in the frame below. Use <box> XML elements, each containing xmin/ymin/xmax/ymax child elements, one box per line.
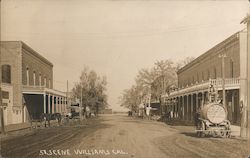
<box><xmin>163</xmin><ymin>120</ymin><xmax>195</xmax><ymax>127</ymax></box>
<box><xmin>180</xmin><ymin>132</ymin><xmax>223</xmax><ymax>139</ymax></box>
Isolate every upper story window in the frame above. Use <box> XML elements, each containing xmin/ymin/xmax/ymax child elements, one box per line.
<box><xmin>39</xmin><ymin>74</ymin><xmax>42</xmax><ymax>87</ymax></box>
<box><xmin>2</xmin><ymin>65</ymin><xmax>11</xmax><ymax>84</ymax></box>
<box><xmin>230</xmin><ymin>59</ymin><xmax>234</xmax><ymax>78</ymax></box>
<box><xmin>196</xmin><ymin>73</ymin><xmax>199</xmax><ymax>83</ymax></box>
<box><xmin>207</xmin><ymin>70</ymin><xmax>210</xmax><ymax>80</ymax></box>
<box><xmin>26</xmin><ymin>67</ymin><xmax>29</xmax><ymax>85</ymax></box>
<box><xmin>33</xmin><ymin>71</ymin><xmax>36</xmax><ymax>86</ymax></box>
<box><xmin>214</xmin><ymin>68</ymin><xmax>217</xmax><ymax>79</ymax></box>
<box><xmin>48</xmin><ymin>79</ymin><xmax>51</xmax><ymax>88</ymax></box>
<box><xmin>44</xmin><ymin>77</ymin><xmax>47</xmax><ymax>87</ymax></box>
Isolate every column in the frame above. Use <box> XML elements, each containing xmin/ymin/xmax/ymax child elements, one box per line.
<box><xmin>59</xmin><ymin>97</ymin><xmax>62</xmax><ymax>113</ymax></box>
<box><xmin>187</xmin><ymin>95</ymin><xmax>189</xmax><ymax>120</ymax></box>
<box><xmin>182</xmin><ymin>96</ymin><xmax>185</xmax><ymax>120</ymax></box>
<box><xmin>48</xmin><ymin>94</ymin><xmax>51</xmax><ymax>114</ymax></box>
<box><xmin>177</xmin><ymin>97</ymin><xmax>179</xmax><ymax>118</ymax></box>
<box><xmin>196</xmin><ymin>93</ymin><xmax>199</xmax><ymax>111</ymax></box>
<box><xmin>201</xmin><ymin>92</ymin><xmax>204</xmax><ymax>107</ymax></box>
<box><xmin>63</xmin><ymin>97</ymin><xmax>66</xmax><ymax>113</ymax></box>
<box><xmin>55</xmin><ymin>96</ymin><xmax>58</xmax><ymax>113</ymax></box>
<box><xmin>52</xmin><ymin>95</ymin><xmax>55</xmax><ymax>113</ymax></box>
<box><xmin>191</xmin><ymin>94</ymin><xmax>193</xmax><ymax>121</ymax></box>
<box><xmin>43</xmin><ymin>93</ymin><xmax>46</xmax><ymax>113</ymax></box>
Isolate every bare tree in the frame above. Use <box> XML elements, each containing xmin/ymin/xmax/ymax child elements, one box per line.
<box><xmin>120</xmin><ymin>59</ymin><xmax>178</xmax><ymax>110</ymax></box>
<box><xmin>176</xmin><ymin>56</ymin><xmax>195</xmax><ymax>71</ymax></box>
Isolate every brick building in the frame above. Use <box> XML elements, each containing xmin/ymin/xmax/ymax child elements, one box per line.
<box><xmin>1</xmin><ymin>41</ymin><xmax>67</xmax><ymax>125</ymax></box>
<box><xmin>162</xmin><ymin>30</ymin><xmax>247</xmax><ymax>125</ymax></box>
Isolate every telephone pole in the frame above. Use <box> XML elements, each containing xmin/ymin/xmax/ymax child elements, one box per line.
<box><xmin>0</xmin><ymin>0</ymin><xmax>5</xmax><ymax>134</ymax></box>
<box><xmin>241</xmin><ymin>14</ymin><xmax>250</xmax><ymax>138</ymax></box>
<box><xmin>219</xmin><ymin>53</ymin><xmax>227</xmax><ymax>111</ymax></box>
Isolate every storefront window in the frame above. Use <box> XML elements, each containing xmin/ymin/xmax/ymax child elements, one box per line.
<box><xmin>2</xmin><ymin>65</ymin><xmax>11</xmax><ymax>84</ymax></box>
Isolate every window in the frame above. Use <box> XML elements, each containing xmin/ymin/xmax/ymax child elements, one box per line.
<box><xmin>2</xmin><ymin>91</ymin><xmax>9</xmax><ymax>99</ymax></box>
<box><xmin>49</xmin><ymin>79</ymin><xmax>51</xmax><ymax>88</ymax></box>
<box><xmin>26</xmin><ymin>67</ymin><xmax>29</xmax><ymax>85</ymax></box>
<box><xmin>2</xmin><ymin>65</ymin><xmax>11</xmax><ymax>83</ymax></box>
<box><xmin>33</xmin><ymin>71</ymin><xmax>36</xmax><ymax>86</ymax></box>
<box><xmin>207</xmin><ymin>70</ymin><xmax>210</xmax><ymax>80</ymax></box>
<box><xmin>214</xmin><ymin>68</ymin><xmax>217</xmax><ymax>79</ymax></box>
<box><xmin>44</xmin><ymin>77</ymin><xmax>47</xmax><ymax>87</ymax></box>
<box><xmin>39</xmin><ymin>74</ymin><xmax>42</xmax><ymax>87</ymax></box>
<box><xmin>230</xmin><ymin>59</ymin><xmax>234</xmax><ymax>78</ymax></box>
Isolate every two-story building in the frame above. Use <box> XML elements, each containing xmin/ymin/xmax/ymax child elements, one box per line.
<box><xmin>1</xmin><ymin>41</ymin><xmax>68</xmax><ymax>125</ymax></box>
<box><xmin>162</xmin><ymin>30</ymin><xmax>247</xmax><ymax>125</ymax></box>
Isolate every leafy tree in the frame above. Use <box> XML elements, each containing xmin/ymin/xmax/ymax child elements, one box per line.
<box><xmin>72</xmin><ymin>67</ymin><xmax>108</xmax><ymax>116</ymax></box>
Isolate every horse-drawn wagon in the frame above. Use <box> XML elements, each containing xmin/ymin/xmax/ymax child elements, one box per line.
<box><xmin>195</xmin><ymin>102</ymin><xmax>231</xmax><ymax>138</ymax></box>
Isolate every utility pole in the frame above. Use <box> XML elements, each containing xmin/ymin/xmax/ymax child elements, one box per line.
<box><xmin>241</xmin><ymin>15</ymin><xmax>250</xmax><ymax>138</ymax></box>
<box><xmin>0</xmin><ymin>0</ymin><xmax>5</xmax><ymax>134</ymax></box>
<box><xmin>219</xmin><ymin>53</ymin><xmax>227</xmax><ymax>111</ymax></box>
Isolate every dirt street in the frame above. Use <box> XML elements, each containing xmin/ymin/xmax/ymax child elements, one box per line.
<box><xmin>1</xmin><ymin>115</ymin><xmax>250</xmax><ymax>158</ymax></box>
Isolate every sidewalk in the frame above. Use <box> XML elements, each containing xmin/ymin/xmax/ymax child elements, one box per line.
<box><xmin>230</xmin><ymin>125</ymin><xmax>241</xmax><ymax>137</ymax></box>
<box><xmin>0</xmin><ymin>122</ymin><xmax>31</xmax><ymax>133</ymax></box>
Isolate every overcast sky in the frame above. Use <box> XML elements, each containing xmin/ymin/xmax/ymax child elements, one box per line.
<box><xmin>1</xmin><ymin>0</ymin><xmax>249</xmax><ymax>111</ymax></box>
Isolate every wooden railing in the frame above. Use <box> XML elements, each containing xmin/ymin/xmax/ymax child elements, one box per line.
<box><xmin>167</xmin><ymin>78</ymin><xmax>240</xmax><ymax>98</ymax></box>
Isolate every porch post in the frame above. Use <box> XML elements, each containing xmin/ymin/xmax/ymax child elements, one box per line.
<box><xmin>48</xmin><ymin>94</ymin><xmax>51</xmax><ymax>114</ymax></box>
<box><xmin>59</xmin><ymin>97</ymin><xmax>62</xmax><ymax>113</ymax></box>
<box><xmin>52</xmin><ymin>95</ymin><xmax>54</xmax><ymax>113</ymax></box>
<box><xmin>63</xmin><ymin>97</ymin><xmax>66</xmax><ymax>113</ymax></box>
<box><xmin>187</xmin><ymin>95</ymin><xmax>189</xmax><ymax>120</ymax></box>
<box><xmin>191</xmin><ymin>94</ymin><xmax>193</xmax><ymax>121</ymax></box>
<box><xmin>196</xmin><ymin>93</ymin><xmax>199</xmax><ymax>111</ymax></box>
<box><xmin>43</xmin><ymin>93</ymin><xmax>46</xmax><ymax>113</ymax></box>
<box><xmin>55</xmin><ymin>96</ymin><xmax>58</xmax><ymax>113</ymax></box>
<box><xmin>201</xmin><ymin>92</ymin><xmax>204</xmax><ymax>107</ymax></box>
<box><xmin>182</xmin><ymin>96</ymin><xmax>185</xmax><ymax>120</ymax></box>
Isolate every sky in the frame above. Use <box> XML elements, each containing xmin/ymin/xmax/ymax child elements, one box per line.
<box><xmin>1</xmin><ymin>0</ymin><xmax>249</xmax><ymax>111</ymax></box>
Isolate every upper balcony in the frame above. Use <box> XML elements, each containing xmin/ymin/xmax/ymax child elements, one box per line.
<box><xmin>165</xmin><ymin>78</ymin><xmax>240</xmax><ymax>98</ymax></box>
<box><xmin>22</xmin><ymin>85</ymin><xmax>66</xmax><ymax>97</ymax></box>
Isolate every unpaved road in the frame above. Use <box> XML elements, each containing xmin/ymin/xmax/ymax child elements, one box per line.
<box><xmin>1</xmin><ymin>115</ymin><xmax>250</xmax><ymax>158</ymax></box>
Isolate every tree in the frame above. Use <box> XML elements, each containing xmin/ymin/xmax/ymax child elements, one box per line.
<box><xmin>119</xmin><ymin>85</ymin><xmax>143</xmax><ymax>112</ymax></box>
<box><xmin>72</xmin><ymin>67</ymin><xmax>108</xmax><ymax>116</ymax></box>
<box><xmin>176</xmin><ymin>56</ymin><xmax>195</xmax><ymax>71</ymax></box>
<box><xmin>120</xmin><ymin>59</ymin><xmax>178</xmax><ymax>111</ymax></box>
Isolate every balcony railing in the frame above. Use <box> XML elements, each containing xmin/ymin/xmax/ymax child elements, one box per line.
<box><xmin>167</xmin><ymin>78</ymin><xmax>240</xmax><ymax>98</ymax></box>
<box><xmin>22</xmin><ymin>85</ymin><xmax>66</xmax><ymax>96</ymax></box>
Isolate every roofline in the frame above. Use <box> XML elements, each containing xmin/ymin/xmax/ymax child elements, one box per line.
<box><xmin>1</xmin><ymin>41</ymin><xmax>53</xmax><ymax>67</ymax></box>
<box><xmin>241</xmin><ymin>14</ymin><xmax>250</xmax><ymax>24</ymax></box>
<box><xmin>177</xmin><ymin>30</ymin><xmax>244</xmax><ymax>74</ymax></box>
<box><xmin>21</xmin><ymin>41</ymin><xmax>53</xmax><ymax>67</ymax></box>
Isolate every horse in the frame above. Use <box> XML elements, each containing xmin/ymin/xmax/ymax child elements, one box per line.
<box><xmin>51</xmin><ymin>113</ymin><xmax>62</xmax><ymax>125</ymax></box>
<box><xmin>40</xmin><ymin>113</ymin><xmax>52</xmax><ymax>127</ymax></box>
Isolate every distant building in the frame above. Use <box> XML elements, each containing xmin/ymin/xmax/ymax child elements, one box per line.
<box><xmin>1</xmin><ymin>41</ymin><xmax>67</xmax><ymax>125</ymax></box>
<box><xmin>98</xmin><ymin>108</ymin><xmax>112</xmax><ymax>114</ymax></box>
<box><xmin>162</xmin><ymin>30</ymin><xmax>247</xmax><ymax>125</ymax></box>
